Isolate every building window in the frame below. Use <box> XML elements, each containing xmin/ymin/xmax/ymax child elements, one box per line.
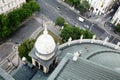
<box><xmin>40</xmin><ymin>65</ymin><xmax>43</xmax><ymax>71</ymax></box>
<box><xmin>35</xmin><ymin>61</ymin><xmax>39</xmax><ymax>67</ymax></box>
<box><xmin>1</xmin><ymin>7</ymin><xmax>3</xmax><ymax>11</ymax></box>
<box><xmin>2</xmin><ymin>0</ymin><xmax>5</xmax><ymax>3</ymax></box>
<box><xmin>8</xmin><ymin>3</ymin><xmax>10</xmax><ymax>7</ymax></box>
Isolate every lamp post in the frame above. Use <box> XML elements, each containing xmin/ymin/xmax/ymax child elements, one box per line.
<box><xmin>89</xmin><ymin>23</ymin><xmax>94</xmax><ymax>31</ymax></box>
<box><xmin>42</xmin><ymin>16</ymin><xmax>43</xmax><ymax>27</ymax></box>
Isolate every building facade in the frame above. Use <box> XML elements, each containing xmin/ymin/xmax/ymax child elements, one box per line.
<box><xmin>111</xmin><ymin>6</ymin><xmax>120</xmax><ymax>25</ymax></box>
<box><xmin>29</xmin><ymin>27</ymin><xmax>58</xmax><ymax>73</ymax></box>
<box><xmin>0</xmin><ymin>0</ymin><xmax>26</xmax><ymax>14</ymax></box>
<box><xmin>87</xmin><ymin>0</ymin><xmax>114</xmax><ymax>15</ymax></box>
<box><xmin>2</xmin><ymin>33</ymin><xmax>120</xmax><ymax>80</ymax></box>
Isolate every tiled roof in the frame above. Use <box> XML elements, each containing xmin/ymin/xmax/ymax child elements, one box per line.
<box><xmin>48</xmin><ymin>53</ymin><xmax>120</xmax><ymax>80</ymax></box>
<box><xmin>0</xmin><ymin>68</ymin><xmax>15</xmax><ymax>80</ymax></box>
<box><xmin>29</xmin><ymin>48</ymin><xmax>59</xmax><ymax>68</ymax></box>
<box><xmin>12</xmin><ymin>63</ymin><xmax>51</xmax><ymax>80</ymax></box>
<box><xmin>12</xmin><ymin>63</ymin><xmax>37</xmax><ymax>80</ymax></box>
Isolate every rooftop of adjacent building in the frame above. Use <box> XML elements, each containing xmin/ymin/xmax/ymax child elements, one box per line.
<box><xmin>0</xmin><ymin>68</ymin><xmax>15</xmax><ymax>80</ymax></box>
<box><xmin>12</xmin><ymin>63</ymin><xmax>49</xmax><ymax>80</ymax></box>
<box><xmin>58</xmin><ymin>39</ymin><xmax>120</xmax><ymax>71</ymax></box>
<box><xmin>48</xmin><ymin>53</ymin><xmax>120</xmax><ymax>80</ymax></box>
<box><xmin>12</xmin><ymin>38</ymin><xmax>120</xmax><ymax>80</ymax></box>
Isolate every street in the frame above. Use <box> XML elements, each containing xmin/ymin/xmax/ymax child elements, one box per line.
<box><xmin>8</xmin><ymin>18</ymin><xmax>41</xmax><ymax>44</ymax></box>
<box><xmin>37</xmin><ymin>0</ymin><xmax>120</xmax><ymax>44</ymax></box>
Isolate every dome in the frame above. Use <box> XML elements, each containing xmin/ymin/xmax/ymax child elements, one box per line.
<box><xmin>35</xmin><ymin>27</ymin><xmax>56</xmax><ymax>59</ymax></box>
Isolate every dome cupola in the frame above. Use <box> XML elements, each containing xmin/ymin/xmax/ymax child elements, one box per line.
<box><xmin>35</xmin><ymin>26</ymin><xmax>56</xmax><ymax>60</ymax></box>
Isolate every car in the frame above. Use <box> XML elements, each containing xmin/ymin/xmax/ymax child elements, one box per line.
<box><xmin>77</xmin><ymin>17</ymin><xmax>84</xmax><ymax>22</ymax></box>
<box><xmin>84</xmin><ymin>25</ymin><xmax>89</xmax><ymax>29</ymax></box>
<box><xmin>56</xmin><ymin>6</ymin><xmax>60</xmax><ymax>10</ymax></box>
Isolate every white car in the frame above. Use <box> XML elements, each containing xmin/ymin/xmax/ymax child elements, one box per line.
<box><xmin>84</xmin><ymin>25</ymin><xmax>89</xmax><ymax>29</ymax></box>
<box><xmin>77</xmin><ymin>17</ymin><xmax>84</xmax><ymax>22</ymax></box>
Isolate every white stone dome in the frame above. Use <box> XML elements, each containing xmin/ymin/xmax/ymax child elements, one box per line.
<box><xmin>35</xmin><ymin>27</ymin><xmax>56</xmax><ymax>57</ymax></box>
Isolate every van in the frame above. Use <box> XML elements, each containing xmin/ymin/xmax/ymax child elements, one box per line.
<box><xmin>77</xmin><ymin>17</ymin><xmax>84</xmax><ymax>22</ymax></box>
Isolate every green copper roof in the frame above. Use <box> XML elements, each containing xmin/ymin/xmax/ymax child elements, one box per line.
<box><xmin>0</xmin><ymin>68</ymin><xmax>15</xmax><ymax>80</ymax></box>
<box><xmin>59</xmin><ymin>43</ymin><xmax>120</xmax><ymax>71</ymax></box>
<box><xmin>48</xmin><ymin>53</ymin><xmax>120</xmax><ymax>80</ymax></box>
<box><xmin>12</xmin><ymin>63</ymin><xmax>37</xmax><ymax>80</ymax></box>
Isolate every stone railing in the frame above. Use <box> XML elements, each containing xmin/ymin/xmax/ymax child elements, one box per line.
<box><xmin>58</xmin><ymin>36</ymin><xmax>120</xmax><ymax>50</ymax></box>
<box><xmin>0</xmin><ymin>43</ymin><xmax>19</xmax><ymax>73</ymax></box>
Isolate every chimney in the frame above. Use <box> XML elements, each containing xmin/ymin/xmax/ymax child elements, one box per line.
<box><xmin>22</xmin><ymin>57</ymin><xmax>27</xmax><ymax>64</ymax></box>
<box><xmin>72</xmin><ymin>52</ymin><xmax>81</xmax><ymax>61</ymax></box>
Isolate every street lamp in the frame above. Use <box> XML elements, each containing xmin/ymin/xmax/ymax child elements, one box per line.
<box><xmin>42</xmin><ymin>16</ymin><xmax>44</xmax><ymax>27</ymax></box>
<box><xmin>89</xmin><ymin>23</ymin><xmax>94</xmax><ymax>31</ymax></box>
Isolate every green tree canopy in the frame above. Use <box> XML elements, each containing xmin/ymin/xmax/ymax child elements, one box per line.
<box><xmin>17</xmin><ymin>8</ymin><xmax>32</xmax><ymax>22</ymax></box>
<box><xmin>0</xmin><ymin>0</ymin><xmax>40</xmax><ymax>40</ymax></box>
<box><xmin>65</xmin><ymin>0</ymin><xmax>74</xmax><ymax>6</ymax></box>
<box><xmin>0</xmin><ymin>14</ymin><xmax>10</xmax><ymax>39</ymax></box>
<box><xmin>18</xmin><ymin>39</ymin><xmax>35</xmax><ymax>62</ymax></box>
<box><xmin>7</xmin><ymin>9</ymin><xmax>20</xmax><ymax>31</ymax></box>
<box><xmin>22</xmin><ymin>0</ymin><xmax>40</xmax><ymax>13</ymax></box>
<box><xmin>114</xmin><ymin>24</ymin><xmax>120</xmax><ymax>32</ymax></box>
<box><xmin>83</xmin><ymin>30</ymin><xmax>93</xmax><ymax>39</ymax></box>
<box><xmin>55</xmin><ymin>17</ymin><xmax>65</xmax><ymax>26</ymax></box>
<box><xmin>60</xmin><ymin>23</ymin><xmax>93</xmax><ymax>42</ymax></box>
<box><xmin>65</xmin><ymin>0</ymin><xmax>90</xmax><ymax>14</ymax></box>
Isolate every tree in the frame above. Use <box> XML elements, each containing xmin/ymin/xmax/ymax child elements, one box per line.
<box><xmin>26</xmin><ymin>0</ymin><xmax>33</xmax><ymax>2</ymax></box>
<box><xmin>7</xmin><ymin>9</ymin><xmax>20</xmax><ymax>31</ymax></box>
<box><xmin>55</xmin><ymin>17</ymin><xmax>65</xmax><ymax>26</ymax></box>
<box><xmin>65</xmin><ymin>0</ymin><xmax>90</xmax><ymax>15</ymax></box>
<box><xmin>60</xmin><ymin>24</ymin><xmax>93</xmax><ymax>42</ymax></box>
<box><xmin>83</xmin><ymin>30</ymin><xmax>93</xmax><ymax>39</ymax></box>
<box><xmin>29</xmin><ymin>1</ymin><xmax>40</xmax><ymax>12</ymax></box>
<box><xmin>22</xmin><ymin>0</ymin><xmax>40</xmax><ymax>13</ymax></box>
<box><xmin>114</xmin><ymin>24</ymin><xmax>120</xmax><ymax>32</ymax></box>
<box><xmin>0</xmin><ymin>14</ymin><xmax>10</xmax><ymax>39</ymax></box>
<box><xmin>18</xmin><ymin>39</ymin><xmax>35</xmax><ymax>62</ymax></box>
<box><xmin>65</xmin><ymin>0</ymin><xmax>74</xmax><ymax>6</ymax></box>
<box><xmin>17</xmin><ymin>8</ymin><xmax>32</xmax><ymax>22</ymax></box>
<box><xmin>0</xmin><ymin>0</ymin><xmax>40</xmax><ymax>40</ymax></box>
<box><xmin>81</xmin><ymin>0</ymin><xmax>90</xmax><ymax>12</ymax></box>
<box><xmin>76</xmin><ymin>0</ymin><xmax>90</xmax><ymax>14</ymax></box>
<box><xmin>73</xmin><ymin>0</ymin><xmax>80</xmax><ymax>7</ymax></box>
<box><xmin>60</xmin><ymin>25</ymin><xmax>73</xmax><ymax>42</ymax></box>
<box><xmin>1</xmin><ymin>26</ymin><xmax>10</xmax><ymax>39</ymax></box>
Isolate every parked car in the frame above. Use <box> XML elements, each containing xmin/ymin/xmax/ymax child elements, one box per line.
<box><xmin>77</xmin><ymin>17</ymin><xmax>84</xmax><ymax>22</ymax></box>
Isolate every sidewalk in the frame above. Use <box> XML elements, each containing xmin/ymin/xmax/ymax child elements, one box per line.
<box><xmin>57</xmin><ymin>0</ymin><xmax>106</xmax><ymax>30</ymax></box>
<box><xmin>0</xmin><ymin>42</ymin><xmax>20</xmax><ymax>73</ymax></box>
<box><xmin>57</xmin><ymin>0</ymin><xmax>120</xmax><ymax>41</ymax></box>
<box><xmin>33</xmin><ymin>13</ymin><xmax>61</xmax><ymax>38</ymax></box>
<box><xmin>104</xmin><ymin>22</ymin><xmax>120</xmax><ymax>39</ymax></box>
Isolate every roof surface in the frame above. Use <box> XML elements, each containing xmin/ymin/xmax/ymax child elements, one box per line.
<box><xmin>48</xmin><ymin>53</ymin><xmax>120</xmax><ymax>80</ymax></box>
<box><xmin>29</xmin><ymin>48</ymin><xmax>60</xmax><ymax>68</ymax></box>
<box><xmin>0</xmin><ymin>68</ymin><xmax>15</xmax><ymax>80</ymax></box>
<box><xmin>35</xmin><ymin>27</ymin><xmax>56</xmax><ymax>55</ymax></box>
<box><xmin>12</xmin><ymin>63</ymin><xmax>52</xmax><ymax>80</ymax></box>
<box><xmin>12</xmin><ymin>63</ymin><xmax>37</xmax><ymax>80</ymax></box>
<box><xmin>59</xmin><ymin>43</ymin><xmax>120</xmax><ymax>71</ymax></box>
<box><xmin>13</xmin><ymin>40</ymin><xmax>120</xmax><ymax>80</ymax></box>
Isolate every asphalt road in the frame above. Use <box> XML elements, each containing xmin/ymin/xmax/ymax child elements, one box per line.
<box><xmin>37</xmin><ymin>0</ymin><xmax>119</xmax><ymax>44</ymax></box>
<box><xmin>1</xmin><ymin>0</ymin><xmax>119</xmax><ymax>45</ymax></box>
<box><xmin>8</xmin><ymin>18</ymin><xmax>41</xmax><ymax>44</ymax></box>
<box><xmin>38</xmin><ymin>0</ymin><xmax>107</xmax><ymax>38</ymax></box>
